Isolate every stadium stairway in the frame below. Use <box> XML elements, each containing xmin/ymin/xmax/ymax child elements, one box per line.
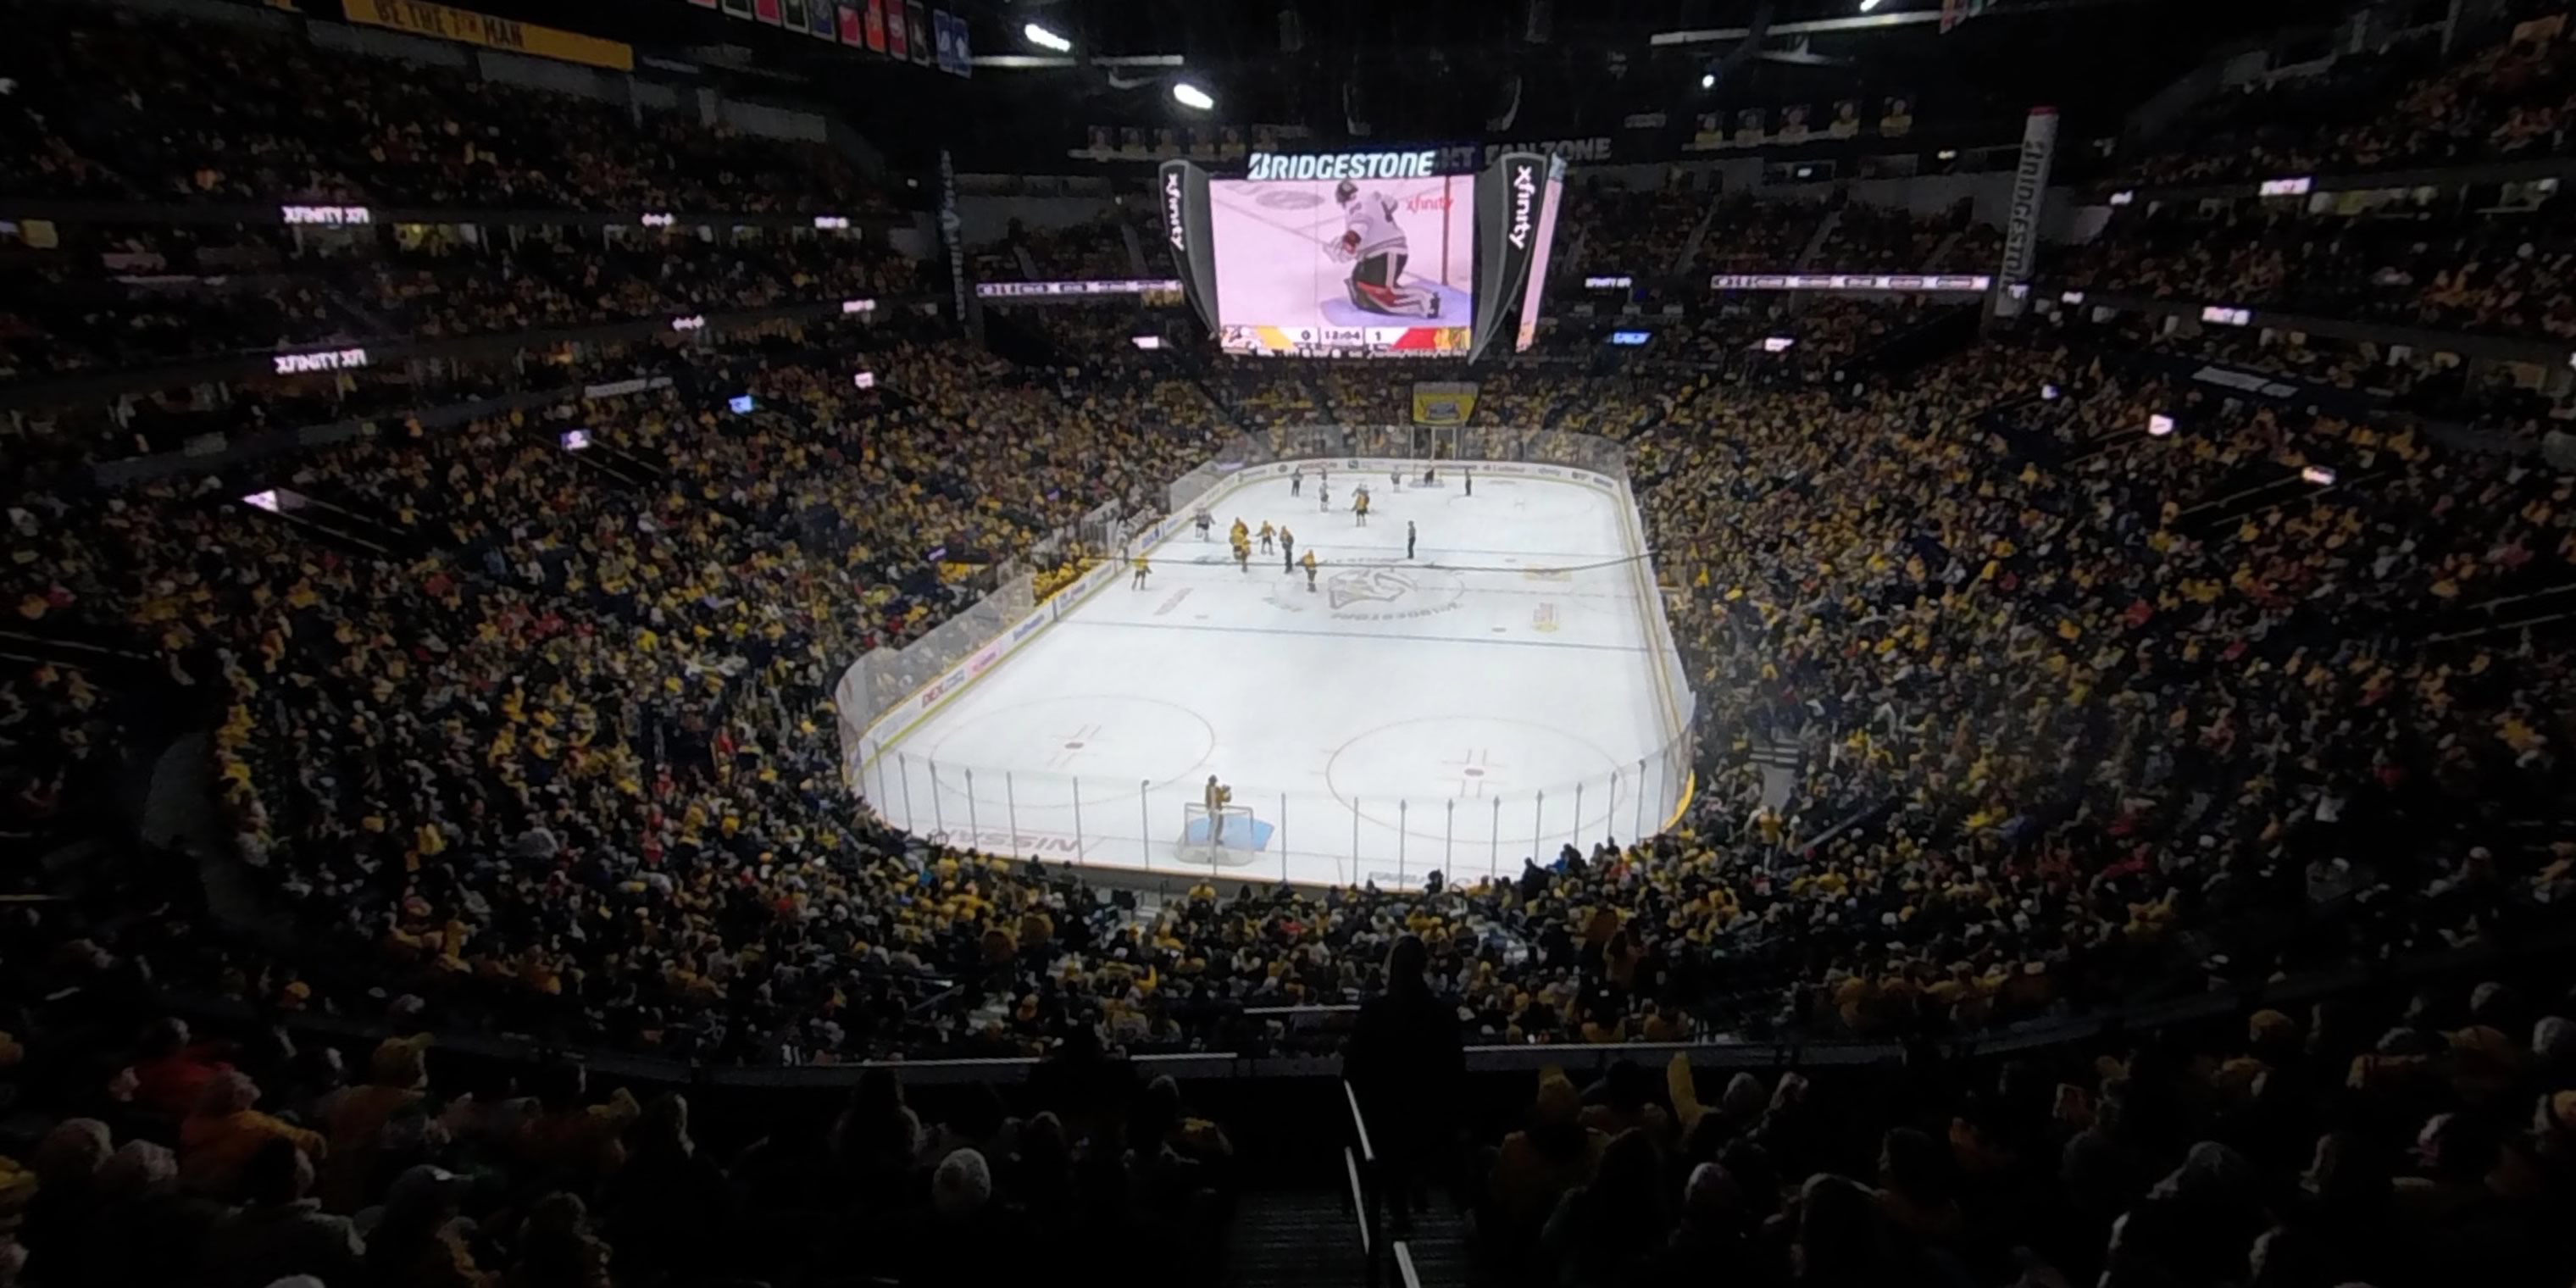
<box><xmin>1794</xmin><ymin>207</ymin><xmax>1840</xmax><ymax>273</ymax></box>
<box><xmin>1671</xmin><ymin>194</ymin><xmax>1719</xmax><ymax>275</ymax></box>
<box><xmin>1122</xmin><ymin>216</ymin><xmax>1152</xmax><ymax>277</ymax></box>
<box><xmin>1228</xmin><ymin>1186</ymin><xmax>1470</xmax><ymax>1288</ymax></box>
<box><xmin>1749</xmin><ymin>734</ymin><xmax>1806</xmax><ymax>811</ymax></box>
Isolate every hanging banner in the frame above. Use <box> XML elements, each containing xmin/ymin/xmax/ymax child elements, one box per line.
<box><xmin>932</xmin><ymin>9</ymin><xmax>962</xmax><ymax>74</ymax></box>
<box><xmin>341</xmin><ymin>0</ymin><xmax>632</xmax><ymax>71</ymax></box>
<box><xmin>939</xmin><ymin>149</ymin><xmax>969</xmax><ymax>323</ymax></box>
<box><xmin>836</xmin><ymin>3</ymin><xmax>861</xmax><ymax>45</ymax></box>
<box><xmin>1995</xmin><ymin>106</ymin><xmax>2058</xmax><ymax>317</ymax></box>
<box><xmin>782</xmin><ymin>0</ymin><xmax>808</xmax><ymax>32</ymax></box>
<box><xmin>1468</xmin><ymin>150</ymin><xmax>1557</xmax><ymax>361</ymax></box>
<box><xmin>863</xmin><ymin>0</ymin><xmax>887</xmax><ymax>50</ymax></box>
<box><xmin>753</xmin><ymin>0</ymin><xmax>782</xmax><ymax>25</ymax></box>
<box><xmin>906</xmin><ymin>1</ymin><xmax>931</xmax><ymax>64</ymax></box>
<box><xmin>884</xmin><ymin>0</ymin><xmax>907</xmax><ymax>57</ymax></box>
<box><xmin>808</xmin><ymin>0</ymin><xmax>837</xmax><ymax>38</ymax></box>
<box><xmin>1156</xmin><ymin>159</ymin><xmax>1220</xmax><ymax>335</ymax></box>
<box><xmin>721</xmin><ymin>0</ymin><xmax>752</xmax><ymax>16</ymax></box>
<box><xmin>687</xmin><ymin>0</ymin><xmax>718</xmax><ymax>8</ymax></box>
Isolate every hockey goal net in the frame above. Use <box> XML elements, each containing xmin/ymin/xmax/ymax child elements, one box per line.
<box><xmin>1179</xmin><ymin>803</ymin><xmax>1261</xmax><ymax>868</ymax></box>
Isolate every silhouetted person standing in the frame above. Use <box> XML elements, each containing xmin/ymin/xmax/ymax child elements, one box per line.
<box><xmin>1343</xmin><ymin>934</ymin><xmax>1463</xmax><ymax>1233</ymax></box>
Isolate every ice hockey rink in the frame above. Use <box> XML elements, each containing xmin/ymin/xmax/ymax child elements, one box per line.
<box><xmin>854</xmin><ymin>466</ymin><xmax>1691</xmax><ymax>890</ymax></box>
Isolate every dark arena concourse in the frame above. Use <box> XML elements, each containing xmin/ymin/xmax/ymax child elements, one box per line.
<box><xmin>6</xmin><ymin>0</ymin><xmax>2576</xmax><ymax>1285</ymax></box>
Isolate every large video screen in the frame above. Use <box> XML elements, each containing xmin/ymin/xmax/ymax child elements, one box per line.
<box><xmin>1209</xmin><ymin>170</ymin><xmax>1476</xmax><ymax>358</ymax></box>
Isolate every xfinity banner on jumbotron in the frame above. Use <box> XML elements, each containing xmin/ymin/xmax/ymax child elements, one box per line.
<box><xmin>1157</xmin><ymin>160</ymin><xmax>1220</xmax><ymax>335</ymax></box>
<box><xmin>1468</xmin><ymin>151</ymin><xmax>1555</xmax><ymax>362</ymax></box>
<box><xmin>1993</xmin><ymin>107</ymin><xmax>2057</xmax><ymax>318</ymax></box>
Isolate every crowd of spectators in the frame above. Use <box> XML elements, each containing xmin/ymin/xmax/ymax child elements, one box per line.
<box><xmin>0</xmin><ymin>909</ymin><xmax>1236</xmax><ymax>1287</ymax></box>
<box><xmin>1813</xmin><ymin>202</ymin><xmax>1974</xmax><ymax>275</ymax></box>
<box><xmin>4</xmin><ymin>3</ymin><xmax>2575</xmax><ymax>1286</ymax></box>
<box><xmin>2109</xmin><ymin>2</ymin><xmax>2576</xmax><ymax>188</ymax></box>
<box><xmin>969</xmin><ymin>215</ymin><xmax>1140</xmax><ymax>283</ymax></box>
<box><xmin>1468</xmin><ymin>967</ymin><xmax>2576</xmax><ymax>1288</ymax></box>
<box><xmin>2049</xmin><ymin>189</ymin><xmax>2576</xmax><ymax>343</ymax></box>
<box><xmin>0</xmin><ymin>0</ymin><xmax>894</xmax><ymax>214</ymax></box>
<box><xmin>11</xmin><ymin>322</ymin><xmax>2572</xmax><ymax>1072</ymax></box>
<box><xmin>1697</xmin><ymin>198</ymin><xmax>1831</xmax><ymax>276</ymax></box>
<box><xmin>2046</xmin><ymin>5</ymin><xmax>2576</xmax><ymax>348</ymax></box>
<box><xmin>1</xmin><ymin>220</ymin><xmax>924</xmax><ymax>380</ymax></box>
<box><xmin>1565</xmin><ymin>181</ymin><xmax>1715</xmax><ymax>279</ymax></box>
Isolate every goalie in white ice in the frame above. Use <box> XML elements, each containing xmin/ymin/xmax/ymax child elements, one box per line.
<box><xmin>1331</xmin><ymin>179</ymin><xmax>1441</xmax><ymax>319</ymax></box>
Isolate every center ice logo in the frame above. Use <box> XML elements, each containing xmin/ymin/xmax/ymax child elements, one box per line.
<box><xmin>1321</xmin><ymin>567</ymin><xmax>1466</xmax><ymax>622</ymax></box>
<box><xmin>1328</xmin><ymin>567</ymin><xmax>1416</xmax><ymax>611</ymax></box>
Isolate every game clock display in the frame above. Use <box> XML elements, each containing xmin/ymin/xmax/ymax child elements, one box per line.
<box><xmin>1220</xmin><ymin>324</ymin><xmax>1473</xmax><ymax>358</ymax></box>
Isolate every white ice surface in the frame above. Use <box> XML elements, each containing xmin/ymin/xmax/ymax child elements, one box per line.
<box><xmin>863</xmin><ymin>473</ymin><xmax>1684</xmax><ymax>889</ymax></box>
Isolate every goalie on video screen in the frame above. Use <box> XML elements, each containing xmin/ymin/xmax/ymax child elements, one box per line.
<box><xmin>1331</xmin><ymin>179</ymin><xmax>1440</xmax><ymax>318</ymax></box>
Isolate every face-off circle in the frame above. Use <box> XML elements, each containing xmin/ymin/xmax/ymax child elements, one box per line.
<box><xmin>1323</xmin><ymin>715</ymin><xmax>1635</xmax><ymax>846</ymax></box>
<box><xmin>1443</xmin><ymin>478</ymin><xmax>1596</xmax><ymax>523</ymax></box>
<box><xmin>919</xmin><ymin>694</ymin><xmax>1215</xmax><ymax>810</ymax></box>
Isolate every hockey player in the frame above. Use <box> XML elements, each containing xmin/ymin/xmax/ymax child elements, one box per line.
<box><xmin>1232</xmin><ymin>532</ymin><xmax>1251</xmax><ymax>572</ymax></box>
<box><xmin>1333</xmin><ymin>179</ymin><xmax>1441</xmax><ymax>318</ymax></box>
<box><xmin>1131</xmin><ymin>553</ymin><xmax>1151</xmax><ymax>589</ymax></box>
<box><xmin>1319</xmin><ymin>481</ymin><xmax>1331</xmax><ymax>513</ymax></box>
<box><xmin>1280</xmin><ymin>525</ymin><xmax>1296</xmax><ymax>572</ymax></box>
<box><xmin>1258</xmin><ymin>520</ymin><xmax>1275</xmax><ymax>552</ymax></box>
<box><xmin>1194</xmin><ymin>511</ymin><xmax>1213</xmax><ymax>541</ymax></box>
<box><xmin>1406</xmin><ymin>520</ymin><xmax>1417</xmax><ymax>560</ymax></box>
<box><xmin>1353</xmin><ymin>488</ymin><xmax>1370</xmax><ymax>526</ymax></box>
<box><xmin>1300</xmin><ymin>547</ymin><xmax>1319</xmax><ymax>591</ymax></box>
<box><xmin>1290</xmin><ymin>466</ymin><xmax>1304</xmax><ymax>497</ymax></box>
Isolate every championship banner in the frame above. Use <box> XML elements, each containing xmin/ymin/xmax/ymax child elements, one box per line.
<box><xmin>1467</xmin><ymin>150</ymin><xmax>1556</xmax><ymax>362</ymax></box>
<box><xmin>1995</xmin><ymin>106</ymin><xmax>2057</xmax><ymax>317</ymax></box>
<box><xmin>341</xmin><ymin>0</ymin><xmax>633</xmax><ymax>71</ymax></box>
<box><xmin>722</xmin><ymin>0</ymin><xmax>752</xmax><ymax>16</ymax></box>
<box><xmin>863</xmin><ymin>0</ymin><xmax>886</xmax><ymax>50</ymax></box>
<box><xmin>1156</xmin><ymin>159</ymin><xmax>1220</xmax><ymax>335</ymax></box>
<box><xmin>836</xmin><ymin>3</ymin><xmax>861</xmax><ymax>46</ymax></box>
<box><xmin>782</xmin><ymin>0</ymin><xmax>808</xmax><ymax>33</ymax></box>
<box><xmin>753</xmin><ymin>0</ymin><xmax>782</xmax><ymax>25</ymax></box>
<box><xmin>905</xmin><ymin>1</ymin><xmax>931</xmax><ymax>64</ymax></box>
<box><xmin>1411</xmin><ymin>381</ymin><xmax>1479</xmax><ymax>426</ymax></box>
<box><xmin>884</xmin><ymin>0</ymin><xmax>907</xmax><ymax>57</ymax></box>
<box><xmin>939</xmin><ymin>149</ymin><xmax>968</xmax><ymax>324</ymax></box>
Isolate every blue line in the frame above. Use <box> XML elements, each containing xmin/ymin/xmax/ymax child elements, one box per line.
<box><xmin>1062</xmin><ymin>616</ymin><xmax>1650</xmax><ymax>653</ymax></box>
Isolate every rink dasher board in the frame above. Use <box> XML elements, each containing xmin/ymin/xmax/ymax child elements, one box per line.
<box><xmin>842</xmin><ymin>456</ymin><xmax>1690</xmax><ymax>792</ymax></box>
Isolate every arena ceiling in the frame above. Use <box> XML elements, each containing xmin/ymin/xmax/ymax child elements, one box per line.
<box><xmin>416</xmin><ymin>0</ymin><xmax>2362</xmax><ymax>170</ymax></box>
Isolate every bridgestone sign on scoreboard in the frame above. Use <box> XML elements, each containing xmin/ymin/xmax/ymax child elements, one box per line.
<box><xmin>1242</xmin><ymin>150</ymin><xmax>1440</xmax><ymax>181</ymax></box>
